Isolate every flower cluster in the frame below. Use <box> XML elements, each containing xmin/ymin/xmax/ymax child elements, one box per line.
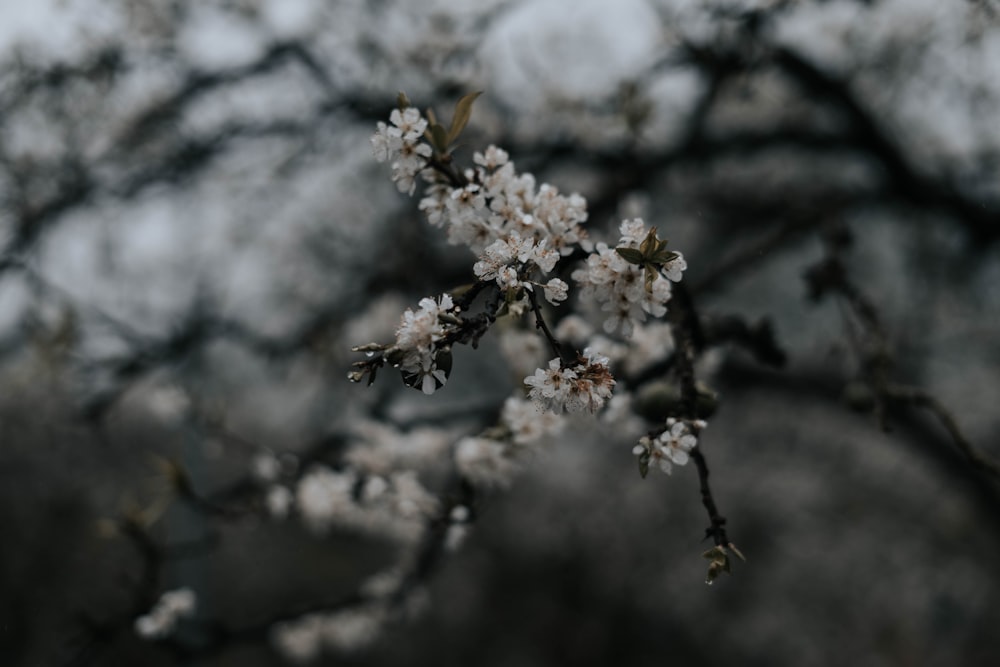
<box><xmin>472</xmin><ymin>232</ymin><xmax>568</xmax><ymax>304</ymax></box>
<box><xmin>419</xmin><ymin>145</ymin><xmax>590</xmax><ymax>257</ymax></box>
<box><xmin>371</xmin><ymin>107</ymin><xmax>433</xmax><ymax>195</ymax></box>
<box><xmin>295</xmin><ymin>465</ymin><xmax>438</xmax><ymax>543</ymax></box>
<box><xmin>454</xmin><ymin>395</ymin><xmax>565</xmax><ymax>487</ymax></box>
<box><xmin>523</xmin><ymin>350</ymin><xmax>616</xmax><ymax>414</ymax></box>
<box><xmin>572</xmin><ymin>219</ymin><xmax>687</xmax><ymax>337</ymax></box>
<box><xmin>272</xmin><ymin>604</ymin><xmax>387</xmax><ymax>661</ymax></box>
<box><xmin>392</xmin><ymin>294</ymin><xmax>456</xmax><ymax>395</ymax></box>
<box><xmin>633</xmin><ymin>417</ymin><xmax>706</xmax><ymax>476</ymax></box>
<box><xmin>134</xmin><ymin>588</ymin><xmax>197</xmax><ymax>640</ymax></box>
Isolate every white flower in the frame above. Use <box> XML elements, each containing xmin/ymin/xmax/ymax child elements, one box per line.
<box><xmin>266</xmin><ymin>485</ymin><xmax>294</xmax><ymax>518</ymax></box>
<box><xmin>389</xmin><ymin>470</ymin><xmax>439</xmax><ymax>518</ymax></box>
<box><xmin>636</xmin><ymin>417</ymin><xmax>702</xmax><ymax>475</ymax></box>
<box><xmin>473</xmin><ymin>236</ymin><xmax>519</xmax><ymax>284</ymax></box>
<box><xmin>389</xmin><ymin>107</ymin><xmax>427</xmax><ymax>141</ymax></box>
<box><xmin>391</xmin><ymin>141</ymin><xmax>433</xmax><ymax>195</ymax></box>
<box><xmin>272</xmin><ymin>614</ymin><xmax>324</xmax><ymax>663</ymax></box>
<box><xmin>524</xmin><ymin>353</ymin><xmax>615</xmax><ymax>414</ymax></box>
<box><xmin>296</xmin><ymin>466</ymin><xmax>357</xmax><ymax>534</ymax></box>
<box><xmin>393</xmin><ymin>294</ymin><xmax>454</xmax><ymax>395</ymax></box>
<box><xmin>370</xmin><ymin>121</ymin><xmax>402</xmax><ymax>163</ymax></box>
<box><xmin>371</xmin><ymin>107</ymin><xmax>433</xmax><ymax>195</ymax></box>
<box><xmin>344</xmin><ymin>422</ymin><xmax>452</xmax><ymax>475</ymax></box>
<box><xmin>400</xmin><ymin>138</ymin><xmax>590</xmax><ymax>258</ymax></box>
<box><xmin>662</xmin><ymin>251</ymin><xmax>687</xmax><ymax>282</ymax></box>
<box><xmin>501</xmin><ymin>395</ymin><xmax>565</xmax><ymax>445</ymax></box>
<box><xmin>524</xmin><ymin>358</ymin><xmax>575</xmax><ymax>412</ymax></box>
<box><xmin>418</xmin><ymin>184</ymin><xmax>451</xmax><ymax>227</ymax></box>
<box><xmin>134</xmin><ymin>588</ymin><xmax>197</xmax><ymax>640</ymax></box>
<box><xmin>553</xmin><ymin>314</ymin><xmax>595</xmax><ymax>344</ymax></box>
<box><xmin>455</xmin><ymin>436</ymin><xmax>519</xmax><ymax>487</ymax></box>
<box><xmin>572</xmin><ymin>219</ymin><xmax>682</xmax><ymax>337</ymax></box>
<box><xmin>321</xmin><ymin>607</ymin><xmax>385</xmax><ymax>653</ymax></box>
<box><xmin>473</xmin><ymin>145</ymin><xmax>510</xmax><ymax>169</ymax></box>
<box><xmin>252</xmin><ymin>452</ymin><xmax>281</xmax><ymax>482</ymax></box>
<box><xmin>543</xmin><ymin>278</ymin><xmax>568</xmax><ymax>305</ymax></box>
<box><xmin>622</xmin><ymin>321</ymin><xmax>674</xmax><ymax>376</ymax></box>
<box><xmin>497</xmin><ymin>328</ymin><xmax>547</xmax><ymax>380</ymax></box>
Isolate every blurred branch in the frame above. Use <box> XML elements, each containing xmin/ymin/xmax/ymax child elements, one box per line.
<box><xmin>771</xmin><ymin>46</ymin><xmax>1000</xmax><ymax>245</ymax></box>
<box><xmin>804</xmin><ymin>224</ymin><xmax>1000</xmax><ymax>483</ymax></box>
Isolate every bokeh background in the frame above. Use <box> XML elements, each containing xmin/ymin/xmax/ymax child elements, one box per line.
<box><xmin>1</xmin><ymin>1</ymin><xmax>999</xmax><ymax>665</ymax></box>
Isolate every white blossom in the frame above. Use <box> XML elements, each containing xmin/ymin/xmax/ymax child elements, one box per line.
<box><xmin>295</xmin><ymin>465</ymin><xmax>435</xmax><ymax>544</ymax></box>
<box><xmin>371</xmin><ymin>107</ymin><xmax>432</xmax><ymax>195</ymax></box>
<box><xmin>370</xmin><ymin>122</ymin><xmax>402</xmax><ymax>163</ymax></box>
<box><xmin>497</xmin><ymin>328</ymin><xmax>548</xmax><ymax>380</ymax></box>
<box><xmin>524</xmin><ymin>351</ymin><xmax>615</xmax><ymax>414</ymax></box>
<box><xmin>266</xmin><ymin>485</ymin><xmax>294</xmax><ymax>518</ymax></box>
<box><xmin>134</xmin><ymin>588</ymin><xmax>197</xmax><ymax>640</ymax></box>
<box><xmin>634</xmin><ymin>417</ymin><xmax>703</xmax><ymax>475</ymax></box>
<box><xmin>402</xmin><ymin>140</ymin><xmax>589</xmax><ymax>257</ymax></box>
<box><xmin>321</xmin><ymin>606</ymin><xmax>385</xmax><ymax>653</ymax></box>
<box><xmin>543</xmin><ymin>277</ymin><xmax>569</xmax><ymax>305</ymax></box>
<box><xmin>345</xmin><ymin>421</ymin><xmax>453</xmax><ymax>475</ymax></box>
<box><xmin>296</xmin><ymin>466</ymin><xmax>357</xmax><ymax>534</ymax></box>
<box><xmin>473</xmin><ymin>233</ymin><xmax>560</xmax><ymax>292</ymax></box>
<box><xmin>500</xmin><ymin>395</ymin><xmax>565</xmax><ymax>445</ymax></box>
<box><xmin>252</xmin><ymin>451</ymin><xmax>281</xmax><ymax>482</ymax></box>
<box><xmin>553</xmin><ymin>314</ymin><xmax>595</xmax><ymax>344</ymax></box>
<box><xmin>272</xmin><ymin>614</ymin><xmax>325</xmax><ymax>663</ymax></box>
<box><xmin>393</xmin><ymin>294</ymin><xmax>454</xmax><ymax>395</ymax></box>
<box><xmin>455</xmin><ymin>436</ymin><xmax>519</xmax><ymax>487</ymax></box>
<box><xmin>572</xmin><ymin>219</ymin><xmax>684</xmax><ymax>337</ymax></box>
<box><xmin>473</xmin><ymin>145</ymin><xmax>510</xmax><ymax>169</ymax></box>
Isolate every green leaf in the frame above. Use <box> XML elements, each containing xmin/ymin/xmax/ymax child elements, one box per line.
<box><xmin>650</xmin><ymin>250</ymin><xmax>679</xmax><ymax>264</ymax></box>
<box><xmin>397</xmin><ymin>91</ymin><xmax>411</xmax><ymax>109</ymax></box>
<box><xmin>429</xmin><ymin>123</ymin><xmax>449</xmax><ymax>154</ymax></box>
<box><xmin>639</xmin><ymin>227</ymin><xmax>659</xmax><ymax>255</ymax></box>
<box><xmin>446</xmin><ymin>91</ymin><xmax>483</xmax><ymax>146</ymax></box>
<box><xmin>615</xmin><ymin>247</ymin><xmax>644</xmax><ymax>264</ymax></box>
<box><xmin>435</xmin><ymin>347</ymin><xmax>453</xmax><ymax>380</ymax></box>
<box><xmin>637</xmin><ymin>448</ymin><xmax>651</xmax><ymax>478</ymax></box>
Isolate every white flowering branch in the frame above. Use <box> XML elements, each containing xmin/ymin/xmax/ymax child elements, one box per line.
<box><xmin>352</xmin><ymin>93</ymin><xmax>746</xmax><ymax>587</ymax></box>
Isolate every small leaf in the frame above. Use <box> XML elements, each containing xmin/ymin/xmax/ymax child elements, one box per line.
<box><xmin>650</xmin><ymin>250</ymin><xmax>679</xmax><ymax>264</ymax></box>
<box><xmin>615</xmin><ymin>247</ymin><xmax>644</xmax><ymax>264</ymax></box>
<box><xmin>446</xmin><ymin>91</ymin><xmax>483</xmax><ymax>146</ymax></box>
<box><xmin>435</xmin><ymin>347</ymin><xmax>454</xmax><ymax>380</ymax></box>
<box><xmin>429</xmin><ymin>123</ymin><xmax>449</xmax><ymax>154</ymax></box>
<box><xmin>638</xmin><ymin>451</ymin><xmax>650</xmax><ymax>478</ymax></box>
<box><xmin>728</xmin><ymin>543</ymin><xmax>747</xmax><ymax>562</ymax></box>
<box><xmin>639</xmin><ymin>226</ymin><xmax>659</xmax><ymax>256</ymax></box>
<box><xmin>397</xmin><ymin>91</ymin><xmax>411</xmax><ymax>109</ymax></box>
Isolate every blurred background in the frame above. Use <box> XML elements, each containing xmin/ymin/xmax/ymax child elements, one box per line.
<box><xmin>1</xmin><ymin>0</ymin><xmax>999</xmax><ymax>665</ymax></box>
